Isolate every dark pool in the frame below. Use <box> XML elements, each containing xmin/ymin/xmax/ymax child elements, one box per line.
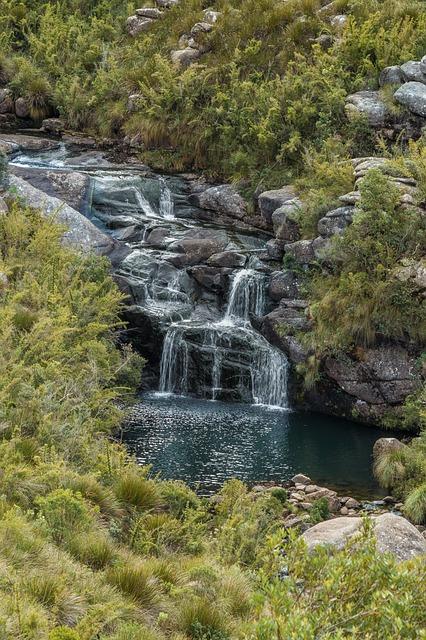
<box><xmin>123</xmin><ymin>394</ymin><xmax>389</xmax><ymax>498</ymax></box>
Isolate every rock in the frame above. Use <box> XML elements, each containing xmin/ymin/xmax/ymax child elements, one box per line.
<box><xmin>305</xmin><ymin>485</ymin><xmax>320</xmax><ymax>494</ymax></box>
<box><xmin>265</xmin><ymin>239</ymin><xmax>285</xmax><ymax>261</ymax></box>
<box><xmin>420</xmin><ymin>56</ymin><xmax>426</xmax><ymax>74</ymax></box>
<box><xmin>0</xmin><ymin>271</ymin><xmax>8</xmax><ymax>295</ymax></box>
<box><xmin>345</xmin><ymin>498</ymin><xmax>360</xmax><ymax>510</ymax></box>
<box><xmin>272</xmin><ymin>199</ymin><xmax>302</xmax><ymax>241</ymax></box>
<box><xmin>155</xmin><ymin>0</ymin><xmax>178</xmax><ymax>6</ymax></box>
<box><xmin>352</xmin><ymin>157</ymin><xmax>389</xmax><ymax>176</ymax></box>
<box><xmin>312</xmin><ymin>236</ymin><xmax>332</xmax><ymax>260</ymax></box>
<box><xmin>9</xmin><ymin>166</ymin><xmax>90</xmax><ymax>212</ymax></box>
<box><xmin>268</xmin><ymin>270</ymin><xmax>303</xmax><ymax>301</ymax></box>
<box><xmin>207</xmin><ymin>251</ymin><xmax>246</xmax><ymax>268</ymax></box>
<box><xmin>400</xmin><ymin>61</ymin><xmax>426</xmax><ymax>84</ymax></box>
<box><xmin>0</xmin><ymin>197</ymin><xmax>8</xmax><ymax>213</ymax></box>
<box><xmin>317</xmin><ymin>206</ymin><xmax>355</xmax><ymax>237</ymax></box>
<box><xmin>146</xmin><ymin>227</ymin><xmax>170</xmax><ymax>249</ymax></box>
<box><xmin>126</xmin><ymin>15</ymin><xmax>154</xmax><ymax>36</ymax></box>
<box><xmin>394</xmin><ymin>82</ymin><xmax>426</xmax><ymax>117</ymax></box>
<box><xmin>171</xmin><ymin>48</ymin><xmax>202</xmax><ymax>67</ymax></box>
<box><xmin>330</xmin><ymin>14</ymin><xmax>348</xmax><ymax>31</ymax></box>
<box><xmin>135</xmin><ymin>7</ymin><xmax>162</xmax><ymax>18</ymax></box>
<box><xmin>325</xmin><ymin>346</ymin><xmax>422</xmax><ymax>406</ymax></box>
<box><xmin>300</xmin><ymin>502</ymin><xmax>313</xmax><ymax>510</ymax></box>
<box><xmin>127</xmin><ymin>93</ymin><xmax>143</xmax><ymax>113</ymax></box>
<box><xmin>0</xmin><ymin>134</ymin><xmax>60</xmax><ymax>155</ymax></box>
<box><xmin>290</xmin><ymin>491</ymin><xmax>305</xmax><ymax>501</ymax></box>
<box><xmin>258</xmin><ymin>186</ymin><xmax>297</xmax><ymax>225</ymax></box>
<box><xmin>291</xmin><ymin>473</ymin><xmax>311</xmax><ymax>485</ymax></box>
<box><xmin>379</xmin><ymin>66</ymin><xmax>404</xmax><ymax>87</ymax></box>
<box><xmin>305</xmin><ymin>488</ymin><xmax>337</xmax><ymax>503</ymax></box>
<box><xmin>302</xmin><ymin>514</ymin><xmax>426</xmax><ymax>560</ymax></box>
<box><xmin>283</xmin><ymin>515</ymin><xmax>310</xmax><ymax>530</ymax></box>
<box><xmin>394</xmin><ymin>258</ymin><xmax>426</xmax><ymax>296</ymax></box>
<box><xmin>41</xmin><ymin>118</ymin><xmax>65</xmax><ymax>135</ymax></box>
<box><xmin>15</xmin><ymin>97</ymin><xmax>30</xmax><ymax>118</ymax></box>
<box><xmin>189</xmin><ymin>265</ymin><xmax>232</xmax><ymax>292</ymax></box>
<box><xmin>168</xmin><ymin>232</ymin><xmax>228</xmax><ymax>267</ymax></box>
<box><xmin>345</xmin><ymin>91</ymin><xmax>390</xmax><ymax>127</ymax></box>
<box><xmin>203</xmin><ymin>9</ymin><xmax>220</xmax><ymax>23</ymax></box>
<box><xmin>190</xmin><ymin>184</ymin><xmax>247</xmax><ymax>219</ymax></box>
<box><xmin>0</xmin><ymin>89</ymin><xmax>14</xmax><ymax>114</ymax></box>
<box><xmin>373</xmin><ymin>437</ymin><xmax>407</xmax><ymax>460</ymax></box>
<box><xmin>284</xmin><ymin>240</ymin><xmax>315</xmax><ymax>264</ymax></box>
<box><xmin>339</xmin><ymin>191</ymin><xmax>361</xmax><ymax>205</ymax></box>
<box><xmin>8</xmin><ymin>175</ymin><xmax>114</xmax><ymax>256</ymax></box>
<box><xmin>190</xmin><ymin>21</ymin><xmax>213</xmax><ymax>36</ymax></box>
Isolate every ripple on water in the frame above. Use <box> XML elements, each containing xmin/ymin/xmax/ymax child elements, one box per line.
<box><xmin>123</xmin><ymin>394</ymin><xmax>388</xmax><ymax>498</ymax></box>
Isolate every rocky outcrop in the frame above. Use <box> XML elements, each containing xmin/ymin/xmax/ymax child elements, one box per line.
<box><xmin>258</xmin><ymin>186</ymin><xmax>297</xmax><ymax>225</ymax></box>
<box><xmin>345</xmin><ymin>91</ymin><xmax>390</xmax><ymax>127</ymax></box>
<box><xmin>7</xmin><ymin>175</ymin><xmax>114</xmax><ymax>256</ymax></box>
<box><xmin>189</xmin><ymin>184</ymin><xmax>247</xmax><ymax>219</ymax></box>
<box><xmin>169</xmin><ymin>6</ymin><xmax>220</xmax><ymax>67</ymax></box>
<box><xmin>302</xmin><ymin>513</ymin><xmax>426</xmax><ymax>561</ymax></box>
<box><xmin>10</xmin><ymin>166</ymin><xmax>90</xmax><ymax>212</ymax></box>
<box><xmin>0</xmin><ymin>133</ymin><xmax>60</xmax><ymax>155</ymax></box>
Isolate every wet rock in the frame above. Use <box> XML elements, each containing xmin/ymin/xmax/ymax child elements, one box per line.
<box><xmin>0</xmin><ymin>89</ymin><xmax>14</xmax><ymax>114</ymax></box>
<box><xmin>373</xmin><ymin>437</ymin><xmax>407</xmax><ymax>460</ymax></box>
<box><xmin>345</xmin><ymin>91</ymin><xmax>390</xmax><ymax>127</ymax></box>
<box><xmin>190</xmin><ymin>184</ymin><xmax>247</xmax><ymax>219</ymax></box>
<box><xmin>41</xmin><ymin>118</ymin><xmax>65</xmax><ymax>135</ymax></box>
<box><xmin>189</xmin><ymin>265</ymin><xmax>232</xmax><ymax>293</ymax></box>
<box><xmin>146</xmin><ymin>226</ymin><xmax>170</xmax><ymax>248</ymax></box>
<box><xmin>400</xmin><ymin>61</ymin><xmax>426</xmax><ymax>84</ymax></box>
<box><xmin>394</xmin><ymin>82</ymin><xmax>426</xmax><ymax>117</ymax></box>
<box><xmin>168</xmin><ymin>232</ymin><xmax>227</xmax><ymax>267</ymax></box>
<box><xmin>113</xmin><ymin>225</ymin><xmax>145</xmax><ymax>242</ymax></box>
<box><xmin>379</xmin><ymin>66</ymin><xmax>404</xmax><ymax>87</ymax></box>
<box><xmin>284</xmin><ymin>239</ymin><xmax>315</xmax><ymax>264</ymax></box>
<box><xmin>0</xmin><ymin>133</ymin><xmax>59</xmax><ymax>154</ymax></box>
<box><xmin>258</xmin><ymin>186</ymin><xmax>297</xmax><ymax>225</ymax></box>
<box><xmin>272</xmin><ymin>198</ymin><xmax>302</xmax><ymax>241</ymax></box>
<box><xmin>9</xmin><ymin>166</ymin><xmax>90</xmax><ymax>212</ymax></box>
<box><xmin>268</xmin><ymin>270</ymin><xmax>303</xmax><ymax>301</ymax></box>
<box><xmin>15</xmin><ymin>97</ymin><xmax>30</xmax><ymax>118</ymax></box>
<box><xmin>126</xmin><ymin>15</ymin><xmax>155</xmax><ymax>36</ymax></box>
<box><xmin>317</xmin><ymin>206</ymin><xmax>355</xmax><ymax>237</ymax></box>
<box><xmin>8</xmin><ymin>175</ymin><xmax>114</xmax><ymax>256</ymax></box>
<box><xmin>171</xmin><ymin>48</ymin><xmax>202</xmax><ymax>67</ymax></box>
<box><xmin>207</xmin><ymin>251</ymin><xmax>247</xmax><ymax>268</ymax></box>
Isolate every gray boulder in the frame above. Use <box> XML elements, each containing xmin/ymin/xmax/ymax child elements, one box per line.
<box><xmin>207</xmin><ymin>251</ymin><xmax>246</xmax><ymax>268</ymax></box>
<box><xmin>0</xmin><ymin>133</ymin><xmax>60</xmax><ymax>155</ymax></box>
<box><xmin>135</xmin><ymin>7</ymin><xmax>162</xmax><ymax>18</ymax></box>
<box><xmin>127</xmin><ymin>93</ymin><xmax>143</xmax><ymax>113</ymax></box>
<box><xmin>265</xmin><ymin>239</ymin><xmax>285</xmax><ymax>261</ymax></box>
<box><xmin>0</xmin><ymin>89</ymin><xmax>14</xmax><ymax>114</ymax></box>
<box><xmin>42</xmin><ymin>118</ymin><xmax>65</xmax><ymax>135</ymax></box>
<box><xmin>272</xmin><ymin>198</ymin><xmax>302</xmax><ymax>241</ymax></box>
<box><xmin>317</xmin><ymin>206</ymin><xmax>355</xmax><ymax>237</ymax></box>
<box><xmin>171</xmin><ymin>48</ymin><xmax>202</xmax><ymax>67</ymax></box>
<box><xmin>190</xmin><ymin>184</ymin><xmax>247</xmax><ymax>219</ymax></box>
<box><xmin>126</xmin><ymin>15</ymin><xmax>154</xmax><ymax>36</ymax></box>
<box><xmin>203</xmin><ymin>9</ymin><xmax>220</xmax><ymax>23</ymax></box>
<box><xmin>168</xmin><ymin>230</ymin><xmax>227</xmax><ymax>266</ymax></box>
<box><xmin>394</xmin><ymin>81</ymin><xmax>426</xmax><ymax>117</ymax></box>
<box><xmin>156</xmin><ymin>0</ymin><xmax>179</xmax><ymax>6</ymax></box>
<box><xmin>258</xmin><ymin>186</ymin><xmax>297</xmax><ymax>224</ymax></box>
<box><xmin>379</xmin><ymin>66</ymin><xmax>404</xmax><ymax>87</ymax></box>
<box><xmin>400</xmin><ymin>61</ymin><xmax>426</xmax><ymax>84</ymax></box>
<box><xmin>15</xmin><ymin>97</ymin><xmax>30</xmax><ymax>118</ymax></box>
<box><xmin>373</xmin><ymin>437</ymin><xmax>407</xmax><ymax>460</ymax></box>
<box><xmin>284</xmin><ymin>239</ymin><xmax>315</xmax><ymax>264</ymax></box>
<box><xmin>421</xmin><ymin>55</ymin><xmax>426</xmax><ymax>74</ymax></box>
<box><xmin>10</xmin><ymin>166</ymin><xmax>90</xmax><ymax>212</ymax></box>
<box><xmin>8</xmin><ymin>175</ymin><xmax>114</xmax><ymax>255</ymax></box>
<box><xmin>302</xmin><ymin>514</ymin><xmax>426</xmax><ymax>562</ymax></box>
<box><xmin>268</xmin><ymin>270</ymin><xmax>303</xmax><ymax>301</ymax></box>
<box><xmin>190</xmin><ymin>22</ymin><xmax>213</xmax><ymax>36</ymax></box>
<box><xmin>345</xmin><ymin>91</ymin><xmax>390</xmax><ymax>126</ymax></box>
<box><xmin>188</xmin><ymin>265</ymin><xmax>232</xmax><ymax>292</ymax></box>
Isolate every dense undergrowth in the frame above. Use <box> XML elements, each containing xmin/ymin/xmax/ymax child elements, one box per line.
<box><xmin>0</xmin><ymin>205</ymin><xmax>425</xmax><ymax>639</ymax></box>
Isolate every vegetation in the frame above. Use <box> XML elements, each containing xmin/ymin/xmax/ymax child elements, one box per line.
<box><xmin>0</xmin><ymin>204</ymin><xmax>424</xmax><ymax>638</ymax></box>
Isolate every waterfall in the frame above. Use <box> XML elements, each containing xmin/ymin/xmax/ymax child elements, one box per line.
<box><xmin>223</xmin><ymin>269</ymin><xmax>265</xmax><ymax>324</ymax></box>
<box><xmin>252</xmin><ymin>344</ymin><xmax>289</xmax><ymax>408</ymax></box>
<box><xmin>134</xmin><ymin>187</ymin><xmax>157</xmax><ymax>217</ymax></box>
<box><xmin>159</xmin><ymin>326</ymin><xmax>189</xmax><ymax>395</ymax></box>
<box><xmin>159</xmin><ymin>178</ymin><xmax>174</xmax><ymax>219</ymax></box>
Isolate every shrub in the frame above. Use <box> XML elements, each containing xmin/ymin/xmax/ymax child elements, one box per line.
<box><xmin>36</xmin><ymin>488</ymin><xmax>94</xmax><ymax>542</ymax></box>
<box><xmin>49</xmin><ymin>628</ymin><xmax>80</xmax><ymax>640</ymax></box>
<box><xmin>106</xmin><ymin>563</ymin><xmax>160</xmax><ymax>609</ymax></box>
<box><xmin>115</xmin><ymin>473</ymin><xmax>161</xmax><ymax>511</ymax></box>
<box><xmin>309</xmin><ymin>497</ymin><xmax>330</xmax><ymax>524</ymax></box>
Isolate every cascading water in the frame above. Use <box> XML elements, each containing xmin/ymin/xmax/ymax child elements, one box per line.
<box><xmin>159</xmin><ymin>178</ymin><xmax>174</xmax><ymax>219</ymax></box>
<box><xmin>159</xmin><ymin>270</ymin><xmax>289</xmax><ymax>409</ymax></box>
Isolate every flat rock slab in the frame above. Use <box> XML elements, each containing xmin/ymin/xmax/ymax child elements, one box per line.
<box><xmin>8</xmin><ymin>175</ymin><xmax>114</xmax><ymax>256</ymax></box>
<box><xmin>302</xmin><ymin>513</ymin><xmax>426</xmax><ymax>562</ymax></box>
<box><xmin>0</xmin><ymin>133</ymin><xmax>60</xmax><ymax>154</ymax></box>
<box><xmin>10</xmin><ymin>165</ymin><xmax>90</xmax><ymax>212</ymax></box>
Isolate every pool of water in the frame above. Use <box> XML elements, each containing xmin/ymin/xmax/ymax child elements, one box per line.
<box><xmin>123</xmin><ymin>394</ymin><xmax>388</xmax><ymax>498</ymax></box>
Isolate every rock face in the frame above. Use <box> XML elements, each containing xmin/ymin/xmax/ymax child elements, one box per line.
<box><xmin>302</xmin><ymin>514</ymin><xmax>426</xmax><ymax>562</ymax></box>
<box><xmin>8</xmin><ymin>175</ymin><xmax>114</xmax><ymax>256</ymax></box>
<box><xmin>345</xmin><ymin>91</ymin><xmax>390</xmax><ymax>126</ymax></box>
<box><xmin>394</xmin><ymin>82</ymin><xmax>426</xmax><ymax>117</ymax></box>
<box><xmin>10</xmin><ymin>166</ymin><xmax>90</xmax><ymax>212</ymax></box>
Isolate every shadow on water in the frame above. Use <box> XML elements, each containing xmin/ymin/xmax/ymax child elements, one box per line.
<box><xmin>124</xmin><ymin>394</ymin><xmax>389</xmax><ymax>498</ymax></box>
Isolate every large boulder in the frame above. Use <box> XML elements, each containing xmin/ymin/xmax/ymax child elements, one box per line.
<box><xmin>345</xmin><ymin>91</ymin><xmax>390</xmax><ymax>127</ymax></box>
<box><xmin>0</xmin><ymin>133</ymin><xmax>59</xmax><ymax>155</ymax></box>
<box><xmin>394</xmin><ymin>258</ymin><xmax>426</xmax><ymax>297</ymax></box>
<box><xmin>8</xmin><ymin>175</ymin><xmax>114</xmax><ymax>256</ymax></box>
<box><xmin>171</xmin><ymin>48</ymin><xmax>202</xmax><ymax>67</ymax></box>
<box><xmin>272</xmin><ymin>198</ymin><xmax>302</xmax><ymax>241</ymax></box>
<box><xmin>135</xmin><ymin>7</ymin><xmax>162</xmax><ymax>18</ymax></box>
<box><xmin>168</xmin><ymin>230</ymin><xmax>228</xmax><ymax>267</ymax></box>
<box><xmin>394</xmin><ymin>82</ymin><xmax>426</xmax><ymax>117</ymax></box>
<box><xmin>188</xmin><ymin>265</ymin><xmax>232</xmax><ymax>293</ymax></box>
<box><xmin>126</xmin><ymin>15</ymin><xmax>155</xmax><ymax>36</ymax></box>
<box><xmin>190</xmin><ymin>184</ymin><xmax>247</xmax><ymax>219</ymax></box>
<box><xmin>10</xmin><ymin>166</ymin><xmax>90</xmax><ymax>212</ymax></box>
<box><xmin>41</xmin><ymin>118</ymin><xmax>65</xmax><ymax>135</ymax></box>
<box><xmin>302</xmin><ymin>514</ymin><xmax>426</xmax><ymax>562</ymax></box>
<box><xmin>379</xmin><ymin>66</ymin><xmax>404</xmax><ymax>87</ymax></box>
<box><xmin>0</xmin><ymin>89</ymin><xmax>14</xmax><ymax>114</ymax></box>
<box><xmin>317</xmin><ymin>206</ymin><xmax>355</xmax><ymax>237</ymax></box>
<box><xmin>15</xmin><ymin>97</ymin><xmax>30</xmax><ymax>119</ymax></box>
<box><xmin>258</xmin><ymin>186</ymin><xmax>297</xmax><ymax>225</ymax></box>
<box><xmin>207</xmin><ymin>251</ymin><xmax>247</xmax><ymax>268</ymax></box>
<box><xmin>373</xmin><ymin>437</ymin><xmax>407</xmax><ymax>460</ymax></box>
<box><xmin>284</xmin><ymin>239</ymin><xmax>315</xmax><ymax>265</ymax></box>
<box><xmin>268</xmin><ymin>270</ymin><xmax>303</xmax><ymax>301</ymax></box>
<box><xmin>400</xmin><ymin>61</ymin><xmax>426</xmax><ymax>84</ymax></box>
<box><xmin>325</xmin><ymin>346</ymin><xmax>422</xmax><ymax>406</ymax></box>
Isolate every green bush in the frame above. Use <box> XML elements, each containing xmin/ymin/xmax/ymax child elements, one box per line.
<box><xmin>309</xmin><ymin>497</ymin><xmax>330</xmax><ymax>524</ymax></box>
<box><xmin>36</xmin><ymin>488</ymin><xmax>94</xmax><ymax>542</ymax></box>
